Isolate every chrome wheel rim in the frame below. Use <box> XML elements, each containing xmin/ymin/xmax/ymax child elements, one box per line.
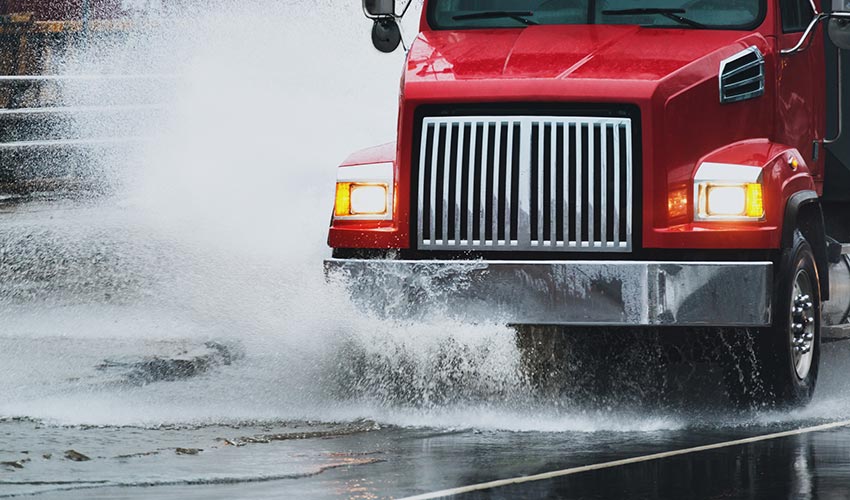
<box><xmin>790</xmin><ymin>269</ymin><xmax>815</xmax><ymax>380</ymax></box>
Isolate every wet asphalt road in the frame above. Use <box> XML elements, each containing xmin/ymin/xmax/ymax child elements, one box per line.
<box><xmin>5</xmin><ymin>412</ymin><xmax>850</xmax><ymax>499</ymax></box>
<box><xmin>2</xmin><ymin>340</ymin><xmax>850</xmax><ymax>499</ymax></box>
<box><xmin>3</xmin><ymin>200</ymin><xmax>850</xmax><ymax>499</ymax></box>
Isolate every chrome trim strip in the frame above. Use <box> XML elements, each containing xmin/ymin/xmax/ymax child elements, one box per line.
<box><xmin>723</xmin><ymin>58</ymin><xmax>762</xmax><ymax>79</ymax></box>
<box><xmin>614</xmin><ymin>124</ymin><xmax>621</xmax><ymax>248</ymax></box>
<box><xmin>479</xmin><ymin>122</ymin><xmax>489</xmax><ymax>245</ymax></box>
<box><xmin>492</xmin><ymin>120</ymin><xmax>502</xmax><ymax>246</ymax></box>
<box><xmin>326</xmin><ymin>259</ymin><xmax>774</xmax><ymax>327</ymax></box>
<box><xmin>428</xmin><ymin>122</ymin><xmax>439</xmax><ymax>245</ymax></box>
<box><xmin>724</xmin><ymin>75</ymin><xmax>764</xmax><ymax>90</ymax></box>
<box><xmin>467</xmin><ymin>124</ymin><xmax>477</xmax><ymax>247</ymax></box>
<box><xmin>518</xmin><ymin>120</ymin><xmax>532</xmax><ymax>248</ymax></box>
<box><xmin>588</xmin><ymin>122</ymin><xmax>595</xmax><ymax>246</ymax></box>
<box><xmin>417</xmin><ymin>123</ymin><xmax>428</xmax><ymax>246</ymax></box>
<box><xmin>549</xmin><ymin>122</ymin><xmax>557</xmax><ymax>246</ymax></box>
<box><xmin>562</xmin><ymin>122</ymin><xmax>571</xmax><ymax>248</ymax></box>
<box><xmin>625</xmin><ymin>122</ymin><xmax>634</xmax><ymax>246</ymax></box>
<box><xmin>575</xmin><ymin>121</ymin><xmax>583</xmax><ymax>246</ymax></box>
<box><xmin>600</xmin><ymin>123</ymin><xmax>608</xmax><ymax>248</ymax></box>
<box><xmin>454</xmin><ymin>122</ymin><xmax>464</xmax><ymax>245</ymax></box>
<box><xmin>537</xmin><ymin>121</ymin><xmax>545</xmax><ymax>245</ymax></box>
<box><xmin>442</xmin><ymin>123</ymin><xmax>452</xmax><ymax>246</ymax></box>
<box><xmin>505</xmin><ymin>121</ymin><xmax>515</xmax><ymax>246</ymax></box>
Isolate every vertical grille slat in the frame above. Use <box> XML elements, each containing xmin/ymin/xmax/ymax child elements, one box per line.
<box><xmin>505</xmin><ymin>121</ymin><xmax>515</xmax><ymax>246</ymax></box>
<box><xmin>536</xmin><ymin>122</ymin><xmax>544</xmax><ymax>246</ymax></box>
<box><xmin>441</xmin><ymin>124</ymin><xmax>453</xmax><ymax>245</ymax></box>
<box><xmin>562</xmin><ymin>123</ymin><xmax>571</xmax><ymax>247</ymax></box>
<box><xmin>549</xmin><ymin>123</ymin><xmax>557</xmax><ymax>246</ymax></box>
<box><xmin>613</xmin><ymin>125</ymin><xmax>621</xmax><ymax>248</ymax></box>
<box><xmin>428</xmin><ymin>123</ymin><xmax>439</xmax><ymax>246</ymax></box>
<box><xmin>418</xmin><ymin>115</ymin><xmax>633</xmax><ymax>252</ymax></box>
<box><xmin>466</xmin><ymin>124</ymin><xmax>477</xmax><ymax>247</ymax></box>
<box><xmin>588</xmin><ymin>122</ymin><xmax>595</xmax><ymax>247</ymax></box>
<box><xmin>454</xmin><ymin>123</ymin><xmax>465</xmax><ymax>245</ymax></box>
<box><xmin>417</xmin><ymin>122</ymin><xmax>429</xmax><ymax>247</ymax></box>
<box><xmin>575</xmin><ymin>122</ymin><xmax>583</xmax><ymax>247</ymax></box>
<box><xmin>600</xmin><ymin>123</ymin><xmax>608</xmax><ymax>248</ymax></box>
<box><xmin>625</xmin><ymin>123</ymin><xmax>634</xmax><ymax>247</ymax></box>
<box><xmin>492</xmin><ymin>121</ymin><xmax>502</xmax><ymax>245</ymax></box>
<box><xmin>480</xmin><ymin>122</ymin><xmax>489</xmax><ymax>245</ymax></box>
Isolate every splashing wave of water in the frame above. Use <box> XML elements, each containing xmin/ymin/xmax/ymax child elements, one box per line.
<box><xmin>2</xmin><ymin>0</ymin><xmax>850</xmax><ymax>433</ymax></box>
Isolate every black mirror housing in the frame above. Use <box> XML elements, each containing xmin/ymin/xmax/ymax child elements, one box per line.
<box><xmin>364</xmin><ymin>0</ymin><xmax>395</xmax><ymax>17</ymax></box>
<box><xmin>372</xmin><ymin>19</ymin><xmax>402</xmax><ymax>53</ymax></box>
<box><xmin>830</xmin><ymin>0</ymin><xmax>850</xmax><ymax>50</ymax></box>
<box><xmin>831</xmin><ymin>18</ymin><xmax>850</xmax><ymax>50</ymax></box>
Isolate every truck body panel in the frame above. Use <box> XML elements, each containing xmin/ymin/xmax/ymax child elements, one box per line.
<box><xmin>332</xmin><ymin>12</ymin><xmax>832</xmax><ymax>251</ymax></box>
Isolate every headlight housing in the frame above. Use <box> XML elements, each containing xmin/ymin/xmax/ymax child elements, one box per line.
<box><xmin>694</xmin><ymin>163</ymin><xmax>765</xmax><ymax>221</ymax></box>
<box><xmin>334</xmin><ymin>163</ymin><xmax>394</xmax><ymax>220</ymax></box>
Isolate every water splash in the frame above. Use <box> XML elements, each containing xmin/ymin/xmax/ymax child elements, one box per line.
<box><xmin>1</xmin><ymin>0</ymin><xmax>849</xmax><ymax>433</ymax></box>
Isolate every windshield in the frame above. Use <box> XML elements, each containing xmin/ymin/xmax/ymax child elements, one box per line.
<box><xmin>428</xmin><ymin>0</ymin><xmax>765</xmax><ymax>30</ymax></box>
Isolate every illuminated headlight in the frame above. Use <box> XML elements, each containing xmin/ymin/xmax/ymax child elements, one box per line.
<box><xmin>694</xmin><ymin>163</ymin><xmax>764</xmax><ymax>221</ymax></box>
<box><xmin>334</xmin><ymin>163</ymin><xmax>393</xmax><ymax>220</ymax></box>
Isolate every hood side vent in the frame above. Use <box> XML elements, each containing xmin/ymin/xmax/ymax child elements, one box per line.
<box><xmin>719</xmin><ymin>47</ymin><xmax>765</xmax><ymax>104</ymax></box>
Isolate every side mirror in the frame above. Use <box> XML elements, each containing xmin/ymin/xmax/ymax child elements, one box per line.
<box><xmin>372</xmin><ymin>18</ymin><xmax>402</xmax><ymax>53</ymax></box>
<box><xmin>362</xmin><ymin>0</ymin><xmax>412</xmax><ymax>53</ymax></box>
<box><xmin>830</xmin><ymin>1</ymin><xmax>850</xmax><ymax>50</ymax></box>
<box><xmin>364</xmin><ymin>0</ymin><xmax>395</xmax><ymax>17</ymax></box>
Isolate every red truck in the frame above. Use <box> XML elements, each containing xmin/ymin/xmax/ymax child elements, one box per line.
<box><xmin>326</xmin><ymin>0</ymin><xmax>850</xmax><ymax>407</ymax></box>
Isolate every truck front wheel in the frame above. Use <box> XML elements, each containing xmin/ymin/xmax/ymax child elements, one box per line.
<box><xmin>736</xmin><ymin>230</ymin><xmax>821</xmax><ymax>407</ymax></box>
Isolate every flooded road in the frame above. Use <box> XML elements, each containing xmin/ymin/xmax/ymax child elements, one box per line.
<box><xmin>3</xmin><ymin>197</ymin><xmax>850</xmax><ymax>500</ymax></box>
<box><xmin>3</xmin><ymin>337</ymin><xmax>850</xmax><ymax>499</ymax></box>
<box><xmin>4</xmin><ymin>2</ymin><xmax>850</xmax><ymax>499</ymax></box>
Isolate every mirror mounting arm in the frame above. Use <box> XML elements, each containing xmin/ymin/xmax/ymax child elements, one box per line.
<box><xmin>782</xmin><ymin>12</ymin><xmax>850</xmax><ymax>56</ymax></box>
<box><xmin>782</xmin><ymin>13</ymin><xmax>828</xmax><ymax>55</ymax></box>
<box><xmin>824</xmin><ymin>49</ymin><xmax>842</xmax><ymax>145</ymax></box>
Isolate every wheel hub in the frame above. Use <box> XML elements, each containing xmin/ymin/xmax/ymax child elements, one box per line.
<box><xmin>791</xmin><ymin>271</ymin><xmax>815</xmax><ymax>380</ymax></box>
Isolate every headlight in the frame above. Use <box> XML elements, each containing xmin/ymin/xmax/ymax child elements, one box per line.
<box><xmin>336</xmin><ymin>183</ymin><xmax>389</xmax><ymax>216</ymax></box>
<box><xmin>694</xmin><ymin>163</ymin><xmax>764</xmax><ymax>221</ymax></box>
<box><xmin>333</xmin><ymin>163</ymin><xmax>393</xmax><ymax>220</ymax></box>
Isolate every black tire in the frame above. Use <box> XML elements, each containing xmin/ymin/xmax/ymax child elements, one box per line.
<box><xmin>729</xmin><ymin>229</ymin><xmax>821</xmax><ymax>408</ymax></box>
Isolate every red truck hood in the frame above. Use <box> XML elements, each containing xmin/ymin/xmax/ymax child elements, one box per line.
<box><xmin>406</xmin><ymin>25</ymin><xmax>753</xmax><ymax>83</ymax></box>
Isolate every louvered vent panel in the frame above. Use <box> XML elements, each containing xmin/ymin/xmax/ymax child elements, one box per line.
<box><xmin>720</xmin><ymin>46</ymin><xmax>765</xmax><ymax>104</ymax></box>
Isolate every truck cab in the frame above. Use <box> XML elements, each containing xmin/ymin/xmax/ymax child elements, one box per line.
<box><xmin>326</xmin><ymin>0</ymin><xmax>850</xmax><ymax>407</ymax></box>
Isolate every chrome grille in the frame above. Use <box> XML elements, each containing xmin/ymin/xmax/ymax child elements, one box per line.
<box><xmin>417</xmin><ymin>116</ymin><xmax>633</xmax><ymax>252</ymax></box>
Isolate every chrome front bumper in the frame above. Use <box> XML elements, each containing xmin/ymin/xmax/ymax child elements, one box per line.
<box><xmin>324</xmin><ymin>259</ymin><xmax>773</xmax><ymax>327</ymax></box>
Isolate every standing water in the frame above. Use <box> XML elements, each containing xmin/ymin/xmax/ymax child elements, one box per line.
<box><xmin>0</xmin><ymin>0</ymin><xmax>534</xmax><ymax>431</ymax></box>
<box><xmin>3</xmin><ymin>0</ymin><xmax>850</xmax><ymax>451</ymax></box>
